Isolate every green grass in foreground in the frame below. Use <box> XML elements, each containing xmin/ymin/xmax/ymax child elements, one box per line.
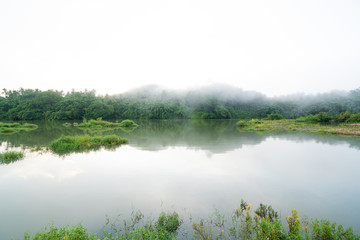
<box><xmin>237</xmin><ymin>119</ymin><xmax>360</xmax><ymax>137</ymax></box>
<box><xmin>24</xmin><ymin>201</ymin><xmax>360</xmax><ymax>240</ymax></box>
<box><xmin>48</xmin><ymin>134</ymin><xmax>128</xmax><ymax>155</ymax></box>
<box><xmin>0</xmin><ymin>122</ymin><xmax>38</xmax><ymax>134</ymax></box>
<box><xmin>0</xmin><ymin>151</ymin><xmax>24</xmax><ymax>164</ymax></box>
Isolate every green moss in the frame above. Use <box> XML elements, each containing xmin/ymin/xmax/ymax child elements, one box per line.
<box><xmin>0</xmin><ymin>151</ymin><xmax>24</xmax><ymax>164</ymax></box>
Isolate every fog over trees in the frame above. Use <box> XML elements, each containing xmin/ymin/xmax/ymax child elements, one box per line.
<box><xmin>1</xmin><ymin>84</ymin><xmax>360</xmax><ymax>120</ymax></box>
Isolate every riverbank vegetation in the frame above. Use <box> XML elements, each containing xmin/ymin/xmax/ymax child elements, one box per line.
<box><xmin>0</xmin><ymin>122</ymin><xmax>38</xmax><ymax>134</ymax></box>
<box><xmin>47</xmin><ymin>134</ymin><xmax>128</xmax><ymax>155</ymax></box>
<box><xmin>1</xmin><ymin>85</ymin><xmax>360</xmax><ymax>120</ymax></box>
<box><xmin>236</xmin><ymin>112</ymin><xmax>360</xmax><ymax>137</ymax></box>
<box><xmin>0</xmin><ymin>151</ymin><xmax>24</xmax><ymax>164</ymax></box>
<box><xmin>237</xmin><ymin>118</ymin><xmax>360</xmax><ymax>137</ymax></box>
<box><xmin>24</xmin><ymin>201</ymin><xmax>360</xmax><ymax>240</ymax></box>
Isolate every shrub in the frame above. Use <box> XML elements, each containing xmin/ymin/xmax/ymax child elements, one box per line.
<box><xmin>297</xmin><ymin>114</ymin><xmax>319</xmax><ymax>123</ymax></box>
<box><xmin>156</xmin><ymin>211</ymin><xmax>182</xmax><ymax>233</ymax></box>
<box><xmin>335</xmin><ymin>112</ymin><xmax>352</xmax><ymax>123</ymax></box>
<box><xmin>286</xmin><ymin>209</ymin><xmax>301</xmax><ymax>238</ymax></box>
<box><xmin>315</xmin><ymin>112</ymin><xmax>332</xmax><ymax>123</ymax></box>
<box><xmin>266</xmin><ymin>113</ymin><xmax>284</xmax><ymax>120</ymax></box>
<box><xmin>255</xmin><ymin>203</ymin><xmax>279</xmax><ymax>222</ymax></box>
<box><xmin>236</xmin><ymin>120</ymin><xmax>249</xmax><ymax>128</ymax></box>
<box><xmin>24</xmin><ymin>224</ymin><xmax>98</xmax><ymax>240</ymax></box>
<box><xmin>348</xmin><ymin>113</ymin><xmax>360</xmax><ymax>123</ymax></box>
<box><xmin>120</xmin><ymin>119</ymin><xmax>138</xmax><ymax>127</ymax></box>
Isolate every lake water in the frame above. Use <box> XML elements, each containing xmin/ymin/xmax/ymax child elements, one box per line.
<box><xmin>0</xmin><ymin>120</ymin><xmax>360</xmax><ymax>239</ymax></box>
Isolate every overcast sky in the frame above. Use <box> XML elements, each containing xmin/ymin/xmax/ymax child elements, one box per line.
<box><xmin>1</xmin><ymin>0</ymin><xmax>359</xmax><ymax>97</ymax></box>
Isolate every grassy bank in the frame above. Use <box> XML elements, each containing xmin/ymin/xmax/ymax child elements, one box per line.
<box><xmin>48</xmin><ymin>134</ymin><xmax>128</xmax><ymax>155</ymax></box>
<box><xmin>24</xmin><ymin>201</ymin><xmax>359</xmax><ymax>240</ymax></box>
<box><xmin>0</xmin><ymin>122</ymin><xmax>38</xmax><ymax>134</ymax></box>
<box><xmin>237</xmin><ymin>119</ymin><xmax>360</xmax><ymax>137</ymax></box>
<box><xmin>0</xmin><ymin>151</ymin><xmax>24</xmax><ymax>164</ymax></box>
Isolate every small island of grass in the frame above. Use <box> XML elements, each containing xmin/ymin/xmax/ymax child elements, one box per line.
<box><xmin>0</xmin><ymin>151</ymin><xmax>24</xmax><ymax>164</ymax></box>
<box><xmin>75</xmin><ymin>118</ymin><xmax>138</xmax><ymax>129</ymax></box>
<box><xmin>48</xmin><ymin>134</ymin><xmax>128</xmax><ymax>155</ymax></box>
<box><xmin>0</xmin><ymin>122</ymin><xmax>38</xmax><ymax>134</ymax></box>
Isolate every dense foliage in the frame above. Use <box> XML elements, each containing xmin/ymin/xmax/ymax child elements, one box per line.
<box><xmin>1</xmin><ymin>85</ymin><xmax>360</xmax><ymax>120</ymax></box>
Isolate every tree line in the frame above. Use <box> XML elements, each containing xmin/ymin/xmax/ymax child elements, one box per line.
<box><xmin>0</xmin><ymin>85</ymin><xmax>360</xmax><ymax>120</ymax></box>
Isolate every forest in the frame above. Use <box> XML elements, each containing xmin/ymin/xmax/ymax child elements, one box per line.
<box><xmin>1</xmin><ymin>84</ymin><xmax>360</xmax><ymax>121</ymax></box>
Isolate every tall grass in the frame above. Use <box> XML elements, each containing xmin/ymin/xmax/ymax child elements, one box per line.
<box><xmin>23</xmin><ymin>201</ymin><xmax>360</xmax><ymax>240</ymax></box>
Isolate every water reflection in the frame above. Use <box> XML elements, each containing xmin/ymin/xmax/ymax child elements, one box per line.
<box><xmin>0</xmin><ymin>120</ymin><xmax>360</xmax><ymax>239</ymax></box>
<box><xmin>1</xmin><ymin>120</ymin><xmax>360</xmax><ymax>153</ymax></box>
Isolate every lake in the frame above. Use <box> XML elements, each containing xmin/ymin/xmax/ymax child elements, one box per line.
<box><xmin>0</xmin><ymin>120</ymin><xmax>360</xmax><ymax>239</ymax></box>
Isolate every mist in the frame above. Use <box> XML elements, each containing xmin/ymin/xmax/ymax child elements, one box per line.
<box><xmin>2</xmin><ymin>83</ymin><xmax>359</xmax><ymax>121</ymax></box>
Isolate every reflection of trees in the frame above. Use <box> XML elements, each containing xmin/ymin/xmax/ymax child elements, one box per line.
<box><xmin>1</xmin><ymin>120</ymin><xmax>360</xmax><ymax>153</ymax></box>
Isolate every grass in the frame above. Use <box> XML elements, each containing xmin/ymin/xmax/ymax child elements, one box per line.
<box><xmin>77</xmin><ymin>118</ymin><xmax>138</xmax><ymax>129</ymax></box>
<box><xmin>48</xmin><ymin>134</ymin><xmax>128</xmax><ymax>155</ymax></box>
<box><xmin>237</xmin><ymin>119</ymin><xmax>360</xmax><ymax>137</ymax></box>
<box><xmin>23</xmin><ymin>201</ymin><xmax>360</xmax><ymax>240</ymax></box>
<box><xmin>0</xmin><ymin>151</ymin><xmax>24</xmax><ymax>164</ymax></box>
<box><xmin>0</xmin><ymin>122</ymin><xmax>38</xmax><ymax>134</ymax></box>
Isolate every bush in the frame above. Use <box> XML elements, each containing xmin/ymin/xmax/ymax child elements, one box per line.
<box><xmin>236</xmin><ymin>120</ymin><xmax>249</xmax><ymax>128</ymax></box>
<box><xmin>120</xmin><ymin>119</ymin><xmax>138</xmax><ymax>127</ymax></box>
<box><xmin>348</xmin><ymin>113</ymin><xmax>360</xmax><ymax>123</ymax></box>
<box><xmin>296</xmin><ymin>114</ymin><xmax>318</xmax><ymax>122</ymax></box>
<box><xmin>296</xmin><ymin>113</ymin><xmax>332</xmax><ymax>123</ymax></box>
<box><xmin>24</xmin><ymin>224</ymin><xmax>98</xmax><ymax>240</ymax></box>
<box><xmin>335</xmin><ymin>112</ymin><xmax>352</xmax><ymax>123</ymax></box>
<box><xmin>156</xmin><ymin>211</ymin><xmax>182</xmax><ymax>233</ymax></box>
<box><xmin>266</xmin><ymin>113</ymin><xmax>284</xmax><ymax>120</ymax></box>
<box><xmin>315</xmin><ymin>112</ymin><xmax>332</xmax><ymax>122</ymax></box>
<box><xmin>312</xmin><ymin>219</ymin><xmax>359</xmax><ymax>240</ymax></box>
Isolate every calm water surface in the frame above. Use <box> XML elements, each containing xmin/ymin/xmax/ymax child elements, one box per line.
<box><xmin>0</xmin><ymin>120</ymin><xmax>360</xmax><ymax>239</ymax></box>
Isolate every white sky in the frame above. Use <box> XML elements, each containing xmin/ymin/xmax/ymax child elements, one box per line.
<box><xmin>1</xmin><ymin>0</ymin><xmax>359</xmax><ymax>97</ymax></box>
